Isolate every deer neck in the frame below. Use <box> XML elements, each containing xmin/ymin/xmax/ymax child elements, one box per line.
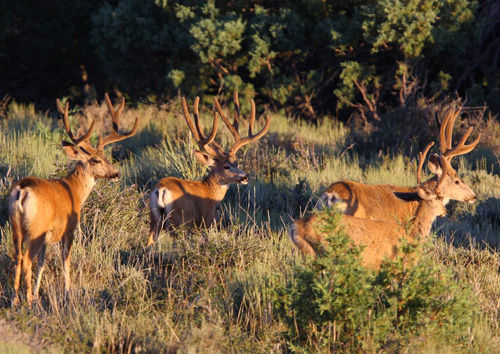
<box><xmin>61</xmin><ymin>163</ymin><xmax>96</xmax><ymax>209</ymax></box>
<box><xmin>202</xmin><ymin>171</ymin><xmax>229</xmax><ymax>202</ymax></box>
<box><xmin>410</xmin><ymin>199</ymin><xmax>439</xmax><ymax>240</ymax></box>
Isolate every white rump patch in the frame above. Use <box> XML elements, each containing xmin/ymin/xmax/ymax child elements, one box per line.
<box><xmin>8</xmin><ymin>186</ymin><xmax>33</xmax><ymax>217</ymax></box>
<box><xmin>7</xmin><ymin>186</ymin><xmax>22</xmax><ymax>215</ymax></box>
<box><xmin>150</xmin><ymin>188</ymin><xmax>173</xmax><ymax>218</ymax></box>
<box><xmin>315</xmin><ymin>191</ymin><xmax>348</xmax><ymax>213</ymax></box>
<box><xmin>315</xmin><ymin>192</ymin><xmax>335</xmax><ymax>209</ymax></box>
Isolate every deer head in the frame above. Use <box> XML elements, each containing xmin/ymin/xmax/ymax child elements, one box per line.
<box><xmin>426</xmin><ymin>107</ymin><xmax>480</xmax><ymax>204</ymax></box>
<box><xmin>56</xmin><ymin>93</ymin><xmax>138</xmax><ymax>180</ymax></box>
<box><xmin>181</xmin><ymin>92</ymin><xmax>271</xmax><ymax>185</ymax></box>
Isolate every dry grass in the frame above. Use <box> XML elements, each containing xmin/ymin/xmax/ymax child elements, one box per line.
<box><xmin>0</xmin><ymin>101</ymin><xmax>499</xmax><ymax>352</ymax></box>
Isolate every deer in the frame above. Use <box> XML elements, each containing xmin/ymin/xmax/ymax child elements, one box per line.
<box><xmin>289</xmin><ymin>141</ymin><xmax>453</xmax><ymax>270</ymax></box>
<box><xmin>8</xmin><ymin>93</ymin><xmax>138</xmax><ymax>306</ymax></box>
<box><xmin>147</xmin><ymin>92</ymin><xmax>271</xmax><ymax>246</ymax></box>
<box><xmin>316</xmin><ymin>108</ymin><xmax>480</xmax><ymax>223</ymax></box>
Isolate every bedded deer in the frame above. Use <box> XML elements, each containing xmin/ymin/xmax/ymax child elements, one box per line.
<box><xmin>8</xmin><ymin>94</ymin><xmax>138</xmax><ymax>306</ymax></box>
<box><xmin>147</xmin><ymin>92</ymin><xmax>271</xmax><ymax>246</ymax></box>
<box><xmin>289</xmin><ymin>142</ymin><xmax>452</xmax><ymax>270</ymax></box>
<box><xmin>317</xmin><ymin>108</ymin><xmax>480</xmax><ymax>222</ymax></box>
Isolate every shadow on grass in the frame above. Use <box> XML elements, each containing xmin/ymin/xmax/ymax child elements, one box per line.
<box><xmin>221</xmin><ymin>179</ymin><xmax>315</xmax><ymax>231</ymax></box>
<box><xmin>436</xmin><ymin>197</ymin><xmax>500</xmax><ymax>249</ymax></box>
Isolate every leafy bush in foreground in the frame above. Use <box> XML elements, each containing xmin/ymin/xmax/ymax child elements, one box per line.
<box><xmin>273</xmin><ymin>208</ymin><xmax>477</xmax><ymax>352</ymax></box>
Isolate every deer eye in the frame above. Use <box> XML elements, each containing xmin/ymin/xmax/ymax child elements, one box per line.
<box><xmin>455</xmin><ymin>180</ymin><xmax>460</xmax><ymax>185</ymax></box>
<box><xmin>224</xmin><ymin>165</ymin><xmax>230</xmax><ymax>170</ymax></box>
<box><xmin>90</xmin><ymin>158</ymin><xmax>102</xmax><ymax>164</ymax></box>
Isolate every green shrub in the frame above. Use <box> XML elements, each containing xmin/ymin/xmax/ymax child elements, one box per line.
<box><xmin>273</xmin><ymin>208</ymin><xmax>478</xmax><ymax>352</ymax></box>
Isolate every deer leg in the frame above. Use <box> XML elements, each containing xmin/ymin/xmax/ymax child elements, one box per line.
<box><xmin>21</xmin><ymin>251</ymin><xmax>33</xmax><ymax>306</ymax></box>
<box><xmin>147</xmin><ymin>230</ymin><xmax>156</xmax><ymax>247</ymax></box>
<box><xmin>22</xmin><ymin>237</ymin><xmax>44</xmax><ymax>307</ymax></box>
<box><xmin>147</xmin><ymin>208</ymin><xmax>162</xmax><ymax>246</ymax></box>
<box><xmin>60</xmin><ymin>235</ymin><xmax>73</xmax><ymax>297</ymax></box>
<box><xmin>160</xmin><ymin>211</ymin><xmax>171</xmax><ymax>234</ymax></box>
<box><xmin>148</xmin><ymin>207</ymin><xmax>172</xmax><ymax>246</ymax></box>
<box><xmin>10</xmin><ymin>214</ymin><xmax>23</xmax><ymax>307</ymax></box>
<box><xmin>34</xmin><ymin>244</ymin><xmax>47</xmax><ymax>301</ymax></box>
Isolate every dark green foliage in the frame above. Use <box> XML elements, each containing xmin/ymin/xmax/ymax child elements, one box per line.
<box><xmin>0</xmin><ymin>0</ymin><xmax>102</xmax><ymax>101</ymax></box>
<box><xmin>273</xmin><ymin>208</ymin><xmax>478</xmax><ymax>352</ymax></box>
<box><xmin>3</xmin><ymin>0</ymin><xmax>499</xmax><ymax>121</ymax></box>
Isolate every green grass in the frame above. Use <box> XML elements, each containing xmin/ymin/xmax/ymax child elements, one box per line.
<box><xmin>0</xmin><ymin>102</ymin><xmax>499</xmax><ymax>352</ymax></box>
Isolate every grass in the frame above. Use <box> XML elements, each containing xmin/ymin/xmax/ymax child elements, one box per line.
<box><xmin>0</xmin><ymin>100</ymin><xmax>499</xmax><ymax>352</ymax></box>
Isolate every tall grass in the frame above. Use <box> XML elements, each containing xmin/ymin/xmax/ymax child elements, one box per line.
<box><xmin>0</xmin><ymin>101</ymin><xmax>499</xmax><ymax>352</ymax></box>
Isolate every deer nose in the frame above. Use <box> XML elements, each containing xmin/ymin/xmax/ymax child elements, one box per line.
<box><xmin>110</xmin><ymin>171</ymin><xmax>121</xmax><ymax>181</ymax></box>
<box><xmin>239</xmin><ymin>175</ymin><xmax>249</xmax><ymax>184</ymax></box>
<box><xmin>466</xmin><ymin>196</ymin><xmax>476</xmax><ymax>204</ymax></box>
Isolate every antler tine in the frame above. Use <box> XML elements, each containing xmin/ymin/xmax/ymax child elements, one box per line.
<box><xmin>181</xmin><ymin>96</ymin><xmax>223</xmax><ymax>157</ymax></box>
<box><xmin>213</xmin><ymin>92</ymin><xmax>271</xmax><ymax>157</ymax></box>
<box><xmin>233</xmin><ymin>91</ymin><xmax>240</xmax><ymax>132</ymax></box>
<box><xmin>214</xmin><ymin>97</ymin><xmax>241</xmax><ymax>142</ymax></box>
<box><xmin>438</xmin><ymin>109</ymin><xmax>452</xmax><ymax>154</ymax></box>
<box><xmin>417</xmin><ymin>142</ymin><xmax>435</xmax><ymax>185</ymax></box>
<box><xmin>182</xmin><ymin>96</ymin><xmax>202</xmax><ymax>142</ymax></box>
<box><xmin>57</xmin><ymin>99</ymin><xmax>72</xmax><ymax>139</ymax></box>
<box><xmin>99</xmin><ymin>93</ymin><xmax>139</xmax><ymax>149</ymax></box>
<box><xmin>435</xmin><ymin>155</ymin><xmax>450</xmax><ymax>196</ymax></box>
<box><xmin>206</xmin><ymin>110</ymin><xmax>219</xmax><ymax>146</ymax></box>
<box><xmin>56</xmin><ymin>98</ymin><xmax>95</xmax><ymax>146</ymax></box>
<box><xmin>229</xmin><ymin>113</ymin><xmax>271</xmax><ymax>157</ymax></box>
<box><xmin>444</xmin><ymin>108</ymin><xmax>460</xmax><ymax>150</ymax></box>
<box><xmin>248</xmin><ymin>99</ymin><xmax>256</xmax><ymax>136</ymax></box>
<box><xmin>104</xmin><ymin>93</ymin><xmax>125</xmax><ymax>130</ymax></box>
<box><xmin>445</xmin><ymin>128</ymin><xmax>480</xmax><ymax>159</ymax></box>
<box><xmin>200</xmin><ymin>109</ymin><xmax>223</xmax><ymax>157</ymax></box>
<box><xmin>192</xmin><ymin>97</ymin><xmax>206</xmax><ymax>140</ymax></box>
<box><xmin>437</xmin><ymin>106</ymin><xmax>480</xmax><ymax>160</ymax></box>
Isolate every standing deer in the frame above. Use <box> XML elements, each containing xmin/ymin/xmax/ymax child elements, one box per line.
<box><xmin>317</xmin><ymin>108</ymin><xmax>480</xmax><ymax>222</ymax></box>
<box><xmin>289</xmin><ymin>142</ymin><xmax>453</xmax><ymax>270</ymax></box>
<box><xmin>147</xmin><ymin>92</ymin><xmax>271</xmax><ymax>246</ymax></box>
<box><xmin>8</xmin><ymin>94</ymin><xmax>138</xmax><ymax>306</ymax></box>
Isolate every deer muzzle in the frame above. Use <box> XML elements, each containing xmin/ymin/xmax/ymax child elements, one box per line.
<box><xmin>465</xmin><ymin>196</ymin><xmax>476</xmax><ymax>204</ymax></box>
<box><xmin>239</xmin><ymin>175</ymin><xmax>249</xmax><ymax>185</ymax></box>
<box><xmin>109</xmin><ymin>171</ymin><xmax>121</xmax><ymax>182</ymax></box>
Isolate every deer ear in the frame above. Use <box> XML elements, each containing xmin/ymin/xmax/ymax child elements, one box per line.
<box><xmin>193</xmin><ymin>150</ymin><xmax>216</xmax><ymax>167</ymax></box>
<box><xmin>62</xmin><ymin>142</ymin><xmax>90</xmax><ymax>161</ymax></box>
<box><xmin>427</xmin><ymin>153</ymin><xmax>443</xmax><ymax>176</ymax></box>
<box><xmin>416</xmin><ymin>185</ymin><xmax>436</xmax><ymax>200</ymax></box>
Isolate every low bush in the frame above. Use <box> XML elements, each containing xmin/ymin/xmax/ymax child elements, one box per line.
<box><xmin>273</xmin><ymin>208</ymin><xmax>478</xmax><ymax>352</ymax></box>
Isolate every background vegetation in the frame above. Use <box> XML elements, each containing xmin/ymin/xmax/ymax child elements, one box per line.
<box><xmin>0</xmin><ymin>100</ymin><xmax>499</xmax><ymax>351</ymax></box>
<box><xmin>2</xmin><ymin>0</ymin><xmax>500</xmax><ymax>119</ymax></box>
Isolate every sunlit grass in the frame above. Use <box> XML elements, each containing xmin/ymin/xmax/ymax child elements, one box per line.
<box><xmin>0</xmin><ymin>102</ymin><xmax>499</xmax><ymax>351</ymax></box>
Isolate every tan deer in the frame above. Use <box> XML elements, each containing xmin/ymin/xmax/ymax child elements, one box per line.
<box><xmin>289</xmin><ymin>141</ymin><xmax>453</xmax><ymax>270</ymax></box>
<box><xmin>317</xmin><ymin>108</ymin><xmax>480</xmax><ymax>222</ymax></box>
<box><xmin>147</xmin><ymin>92</ymin><xmax>271</xmax><ymax>246</ymax></box>
<box><xmin>8</xmin><ymin>94</ymin><xmax>138</xmax><ymax>306</ymax></box>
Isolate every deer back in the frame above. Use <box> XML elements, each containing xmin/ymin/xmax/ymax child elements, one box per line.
<box><xmin>318</xmin><ymin>181</ymin><xmax>422</xmax><ymax>221</ymax></box>
<box><xmin>318</xmin><ymin>107</ymin><xmax>479</xmax><ymax>222</ymax></box>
